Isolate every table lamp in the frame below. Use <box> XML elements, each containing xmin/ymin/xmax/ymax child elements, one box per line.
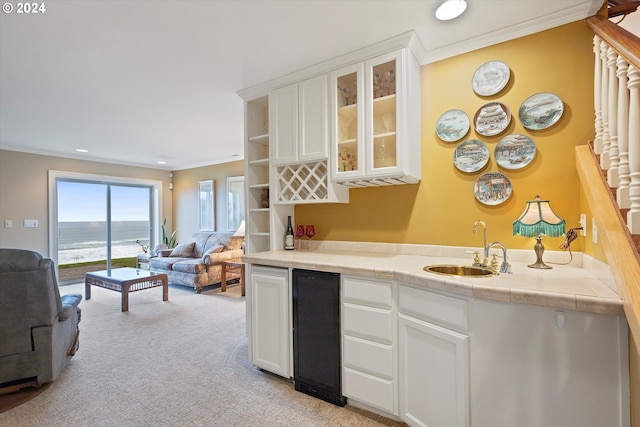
<box><xmin>513</xmin><ymin>195</ymin><xmax>565</xmax><ymax>269</ymax></box>
<box><xmin>233</xmin><ymin>220</ymin><xmax>246</xmax><ymax>253</ymax></box>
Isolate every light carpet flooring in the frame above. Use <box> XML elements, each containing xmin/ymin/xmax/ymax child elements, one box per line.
<box><xmin>0</xmin><ymin>280</ymin><xmax>404</xmax><ymax>426</ymax></box>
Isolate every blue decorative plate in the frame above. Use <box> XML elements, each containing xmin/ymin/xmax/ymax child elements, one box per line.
<box><xmin>495</xmin><ymin>134</ymin><xmax>536</xmax><ymax>170</ymax></box>
<box><xmin>518</xmin><ymin>92</ymin><xmax>564</xmax><ymax>130</ymax></box>
<box><xmin>454</xmin><ymin>139</ymin><xmax>489</xmax><ymax>173</ymax></box>
<box><xmin>436</xmin><ymin>109</ymin><xmax>470</xmax><ymax>142</ymax></box>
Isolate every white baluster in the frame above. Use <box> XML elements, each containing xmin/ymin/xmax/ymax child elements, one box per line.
<box><xmin>607</xmin><ymin>47</ymin><xmax>620</xmax><ymax>187</ymax></box>
<box><xmin>600</xmin><ymin>41</ymin><xmax>611</xmax><ymax>169</ymax></box>
<box><xmin>593</xmin><ymin>36</ymin><xmax>603</xmax><ymax>155</ymax></box>
<box><xmin>626</xmin><ymin>65</ymin><xmax>640</xmax><ymax>233</ymax></box>
<box><xmin>617</xmin><ymin>56</ymin><xmax>630</xmax><ymax>209</ymax></box>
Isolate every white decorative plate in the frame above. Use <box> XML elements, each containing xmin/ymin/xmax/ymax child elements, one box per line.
<box><xmin>518</xmin><ymin>92</ymin><xmax>564</xmax><ymax>130</ymax></box>
<box><xmin>454</xmin><ymin>139</ymin><xmax>489</xmax><ymax>173</ymax></box>
<box><xmin>436</xmin><ymin>109</ymin><xmax>470</xmax><ymax>142</ymax></box>
<box><xmin>473</xmin><ymin>102</ymin><xmax>511</xmax><ymax>137</ymax></box>
<box><xmin>473</xmin><ymin>171</ymin><xmax>512</xmax><ymax>206</ymax></box>
<box><xmin>472</xmin><ymin>60</ymin><xmax>510</xmax><ymax>96</ymax></box>
<box><xmin>495</xmin><ymin>134</ymin><xmax>536</xmax><ymax>170</ymax></box>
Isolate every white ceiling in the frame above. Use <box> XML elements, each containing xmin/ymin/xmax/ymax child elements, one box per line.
<box><xmin>0</xmin><ymin>0</ymin><xmax>606</xmax><ymax>171</ymax></box>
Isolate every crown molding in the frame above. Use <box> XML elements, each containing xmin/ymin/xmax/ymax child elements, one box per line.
<box><xmin>422</xmin><ymin>0</ymin><xmax>604</xmax><ymax>63</ymax></box>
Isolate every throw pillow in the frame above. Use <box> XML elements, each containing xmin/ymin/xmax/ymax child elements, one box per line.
<box><xmin>202</xmin><ymin>244</ymin><xmax>224</xmax><ymax>265</ymax></box>
<box><xmin>169</xmin><ymin>242</ymin><xmax>195</xmax><ymax>258</ymax></box>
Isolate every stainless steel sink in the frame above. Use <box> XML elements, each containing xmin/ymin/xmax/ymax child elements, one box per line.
<box><xmin>423</xmin><ymin>264</ymin><xmax>496</xmax><ymax>277</ymax></box>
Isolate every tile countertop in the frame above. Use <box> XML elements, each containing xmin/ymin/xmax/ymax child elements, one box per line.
<box><xmin>242</xmin><ymin>246</ymin><xmax>623</xmax><ymax>316</ymax></box>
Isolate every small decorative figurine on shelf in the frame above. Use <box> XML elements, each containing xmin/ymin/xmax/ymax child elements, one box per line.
<box><xmin>260</xmin><ymin>188</ymin><xmax>269</xmax><ymax>208</ymax></box>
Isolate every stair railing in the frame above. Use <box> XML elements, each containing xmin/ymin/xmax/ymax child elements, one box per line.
<box><xmin>585</xmin><ymin>13</ymin><xmax>640</xmax><ymax>351</ymax></box>
<box><xmin>589</xmin><ymin>15</ymin><xmax>640</xmax><ymax>227</ymax></box>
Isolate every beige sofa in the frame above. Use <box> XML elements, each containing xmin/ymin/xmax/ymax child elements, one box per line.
<box><xmin>149</xmin><ymin>232</ymin><xmax>243</xmax><ymax>293</ymax></box>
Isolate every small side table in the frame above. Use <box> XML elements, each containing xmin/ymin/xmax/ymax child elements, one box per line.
<box><xmin>221</xmin><ymin>259</ymin><xmax>245</xmax><ymax>296</ymax></box>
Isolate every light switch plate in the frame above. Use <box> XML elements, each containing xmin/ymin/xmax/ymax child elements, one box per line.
<box><xmin>4</xmin><ymin>219</ymin><xmax>12</xmax><ymax>228</ymax></box>
<box><xmin>23</xmin><ymin>219</ymin><xmax>38</xmax><ymax>228</ymax></box>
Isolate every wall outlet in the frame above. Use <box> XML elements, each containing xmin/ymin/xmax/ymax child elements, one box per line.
<box><xmin>4</xmin><ymin>219</ymin><xmax>12</xmax><ymax>228</ymax></box>
<box><xmin>579</xmin><ymin>214</ymin><xmax>587</xmax><ymax>237</ymax></box>
<box><xmin>591</xmin><ymin>218</ymin><xmax>598</xmax><ymax>244</ymax></box>
<box><xmin>23</xmin><ymin>219</ymin><xmax>38</xmax><ymax>228</ymax></box>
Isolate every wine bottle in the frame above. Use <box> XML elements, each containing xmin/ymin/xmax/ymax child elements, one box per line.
<box><xmin>285</xmin><ymin>216</ymin><xmax>294</xmax><ymax>250</ymax></box>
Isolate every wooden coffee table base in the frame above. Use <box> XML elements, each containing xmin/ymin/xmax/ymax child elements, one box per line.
<box><xmin>85</xmin><ymin>267</ymin><xmax>168</xmax><ymax>312</ymax></box>
<box><xmin>221</xmin><ymin>259</ymin><xmax>245</xmax><ymax>296</ymax></box>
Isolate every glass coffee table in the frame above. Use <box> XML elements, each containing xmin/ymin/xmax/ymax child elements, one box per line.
<box><xmin>85</xmin><ymin>267</ymin><xmax>168</xmax><ymax>312</ymax></box>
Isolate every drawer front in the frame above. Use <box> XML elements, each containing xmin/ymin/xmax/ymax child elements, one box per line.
<box><xmin>343</xmin><ymin>276</ymin><xmax>392</xmax><ymax>308</ymax></box>
<box><xmin>399</xmin><ymin>285</ymin><xmax>468</xmax><ymax>330</ymax></box>
<box><xmin>344</xmin><ymin>367</ymin><xmax>396</xmax><ymax>415</ymax></box>
<box><xmin>343</xmin><ymin>335</ymin><xmax>393</xmax><ymax>379</ymax></box>
<box><xmin>343</xmin><ymin>303</ymin><xmax>393</xmax><ymax>343</ymax></box>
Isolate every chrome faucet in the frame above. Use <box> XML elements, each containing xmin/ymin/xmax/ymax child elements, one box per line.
<box><xmin>487</xmin><ymin>241</ymin><xmax>511</xmax><ymax>274</ymax></box>
<box><xmin>472</xmin><ymin>220</ymin><xmax>488</xmax><ymax>259</ymax></box>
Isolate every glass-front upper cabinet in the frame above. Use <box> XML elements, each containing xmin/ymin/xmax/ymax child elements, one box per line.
<box><xmin>330</xmin><ymin>48</ymin><xmax>420</xmax><ymax>186</ymax></box>
<box><xmin>331</xmin><ymin>62</ymin><xmax>364</xmax><ymax>181</ymax></box>
<box><xmin>370</xmin><ymin>58</ymin><xmax>397</xmax><ymax>172</ymax></box>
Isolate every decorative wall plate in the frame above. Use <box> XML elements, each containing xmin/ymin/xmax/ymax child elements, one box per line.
<box><xmin>436</xmin><ymin>109</ymin><xmax>470</xmax><ymax>142</ymax></box>
<box><xmin>474</xmin><ymin>102</ymin><xmax>511</xmax><ymax>136</ymax></box>
<box><xmin>518</xmin><ymin>92</ymin><xmax>564</xmax><ymax>130</ymax></box>
<box><xmin>454</xmin><ymin>139</ymin><xmax>489</xmax><ymax>173</ymax></box>
<box><xmin>473</xmin><ymin>171</ymin><xmax>512</xmax><ymax>206</ymax></box>
<box><xmin>495</xmin><ymin>134</ymin><xmax>536</xmax><ymax>170</ymax></box>
<box><xmin>472</xmin><ymin>60</ymin><xmax>510</xmax><ymax>96</ymax></box>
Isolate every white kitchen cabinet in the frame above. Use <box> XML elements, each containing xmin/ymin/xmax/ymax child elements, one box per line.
<box><xmin>271</xmin><ymin>74</ymin><xmax>328</xmax><ymax>166</ymax></box>
<box><xmin>469</xmin><ymin>299</ymin><xmax>629</xmax><ymax>427</ymax></box>
<box><xmin>330</xmin><ymin>48</ymin><xmax>421</xmax><ymax>187</ymax></box>
<box><xmin>250</xmin><ymin>265</ymin><xmax>290</xmax><ymax>378</ymax></box>
<box><xmin>270</xmin><ymin>74</ymin><xmax>349</xmax><ymax>205</ymax></box>
<box><xmin>399</xmin><ymin>314</ymin><xmax>469</xmax><ymax>427</ymax></box>
<box><xmin>270</xmin><ymin>84</ymin><xmax>298</xmax><ymax>166</ymax></box>
<box><xmin>398</xmin><ymin>284</ymin><xmax>469</xmax><ymax>427</ymax></box>
<box><xmin>342</xmin><ymin>276</ymin><xmax>397</xmax><ymax>415</ymax></box>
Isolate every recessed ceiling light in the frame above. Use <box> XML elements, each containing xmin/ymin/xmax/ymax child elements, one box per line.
<box><xmin>75</xmin><ymin>148</ymin><xmax>88</xmax><ymax>153</ymax></box>
<box><xmin>157</xmin><ymin>161</ymin><xmax>167</xmax><ymax>164</ymax></box>
<box><xmin>435</xmin><ymin>0</ymin><xmax>467</xmax><ymax>21</ymax></box>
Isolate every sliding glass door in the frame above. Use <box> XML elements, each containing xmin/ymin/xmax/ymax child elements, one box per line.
<box><xmin>54</xmin><ymin>178</ymin><xmax>154</xmax><ymax>284</ymax></box>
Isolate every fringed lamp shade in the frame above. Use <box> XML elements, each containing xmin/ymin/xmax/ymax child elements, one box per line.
<box><xmin>513</xmin><ymin>195</ymin><xmax>565</xmax><ymax>269</ymax></box>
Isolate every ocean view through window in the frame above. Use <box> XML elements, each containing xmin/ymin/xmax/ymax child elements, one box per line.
<box><xmin>51</xmin><ymin>172</ymin><xmax>162</xmax><ymax>283</ymax></box>
<box><xmin>57</xmin><ymin>220</ymin><xmax>150</xmax><ymax>265</ymax></box>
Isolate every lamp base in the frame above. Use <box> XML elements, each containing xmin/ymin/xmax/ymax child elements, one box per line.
<box><xmin>528</xmin><ymin>260</ymin><xmax>552</xmax><ymax>269</ymax></box>
<box><xmin>528</xmin><ymin>235</ymin><xmax>552</xmax><ymax>269</ymax></box>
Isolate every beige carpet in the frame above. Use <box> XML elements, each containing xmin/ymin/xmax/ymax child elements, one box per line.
<box><xmin>0</xmin><ymin>281</ymin><xmax>404</xmax><ymax>426</ymax></box>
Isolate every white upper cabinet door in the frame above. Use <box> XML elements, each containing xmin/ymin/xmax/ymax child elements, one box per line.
<box><xmin>330</xmin><ymin>62</ymin><xmax>365</xmax><ymax>182</ymax></box>
<box><xmin>271</xmin><ymin>83</ymin><xmax>298</xmax><ymax>166</ymax></box>
<box><xmin>271</xmin><ymin>75</ymin><xmax>328</xmax><ymax>167</ymax></box>
<box><xmin>298</xmin><ymin>74</ymin><xmax>328</xmax><ymax>162</ymax></box>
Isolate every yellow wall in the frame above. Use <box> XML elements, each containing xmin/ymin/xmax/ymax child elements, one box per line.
<box><xmin>296</xmin><ymin>20</ymin><xmax>599</xmax><ymax>256</ymax></box>
<box><xmin>173</xmin><ymin>160</ymin><xmax>244</xmax><ymax>241</ymax></box>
